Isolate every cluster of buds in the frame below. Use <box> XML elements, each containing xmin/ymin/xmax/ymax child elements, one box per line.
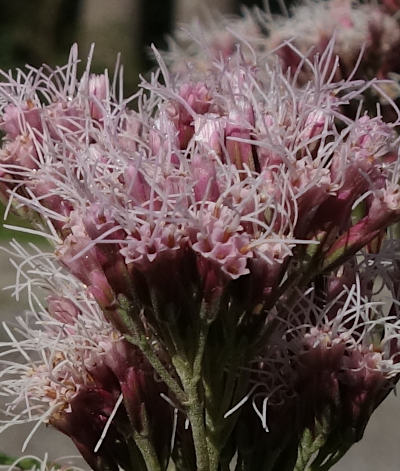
<box><xmin>1</xmin><ymin>18</ymin><xmax>400</xmax><ymax>471</ymax></box>
<box><xmin>0</xmin><ymin>243</ymin><xmax>171</xmax><ymax>471</ymax></box>
<box><xmin>234</xmin><ymin>259</ymin><xmax>400</xmax><ymax>470</ymax></box>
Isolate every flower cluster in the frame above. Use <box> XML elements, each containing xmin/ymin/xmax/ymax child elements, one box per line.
<box><xmin>266</xmin><ymin>0</ymin><xmax>400</xmax><ymax>84</ymax></box>
<box><xmin>0</xmin><ymin>15</ymin><xmax>400</xmax><ymax>471</ymax></box>
<box><xmin>167</xmin><ymin>0</ymin><xmax>400</xmax><ymax>120</ymax></box>
<box><xmin>236</xmin><ymin>263</ymin><xmax>400</xmax><ymax>469</ymax></box>
<box><xmin>0</xmin><ymin>243</ymin><xmax>171</xmax><ymax>471</ymax></box>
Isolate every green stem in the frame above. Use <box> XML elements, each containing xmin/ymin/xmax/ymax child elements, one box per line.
<box><xmin>192</xmin><ymin>319</ymin><xmax>208</xmax><ymax>381</ymax></box>
<box><xmin>133</xmin><ymin>429</ymin><xmax>163</xmax><ymax>471</ymax></box>
<box><xmin>173</xmin><ymin>317</ymin><xmax>212</xmax><ymax>471</ymax></box>
<box><xmin>186</xmin><ymin>383</ymin><xmax>211</xmax><ymax>471</ymax></box>
<box><xmin>125</xmin><ymin>330</ymin><xmax>187</xmax><ymax>405</ymax></box>
<box><xmin>197</xmin><ymin>321</ymin><xmax>221</xmax><ymax>471</ymax></box>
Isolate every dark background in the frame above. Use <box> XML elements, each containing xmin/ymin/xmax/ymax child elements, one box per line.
<box><xmin>0</xmin><ymin>0</ymin><xmax>287</xmax><ymax>92</ymax></box>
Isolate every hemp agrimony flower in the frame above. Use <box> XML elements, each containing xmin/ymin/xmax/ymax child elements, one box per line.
<box><xmin>0</xmin><ymin>31</ymin><xmax>400</xmax><ymax>471</ymax></box>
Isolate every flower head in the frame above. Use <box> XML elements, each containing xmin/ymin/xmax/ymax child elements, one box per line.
<box><xmin>1</xmin><ymin>37</ymin><xmax>400</xmax><ymax>471</ymax></box>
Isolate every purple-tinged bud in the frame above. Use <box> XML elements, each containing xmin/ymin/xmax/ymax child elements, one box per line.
<box><xmin>295</xmin><ymin>329</ymin><xmax>346</xmax><ymax>425</ymax></box>
<box><xmin>57</xmin><ymin>235</ymin><xmax>115</xmax><ymax>309</ymax></box>
<box><xmin>298</xmin><ymin>110</ymin><xmax>327</xmax><ymax>142</ymax></box>
<box><xmin>254</xmin><ymin>244</ymin><xmax>290</xmax><ymax>298</ymax></box>
<box><xmin>256</xmin><ymin>115</ymin><xmax>286</xmax><ymax>171</ymax></box>
<box><xmin>83</xmin><ymin>204</ymin><xmax>125</xmax><ymax>242</ymax></box>
<box><xmin>88</xmin><ymin>74</ymin><xmax>108</xmax><ymax>121</ymax></box>
<box><xmin>0</xmin><ymin>135</ymin><xmax>38</xmax><ymax>172</ymax></box>
<box><xmin>27</xmin><ymin>177</ymin><xmax>73</xmax><ymax>224</ymax></box>
<box><xmin>47</xmin><ymin>296</ymin><xmax>80</xmax><ymax>325</ymax></box>
<box><xmin>291</xmin><ymin>159</ymin><xmax>332</xmax><ymax>237</ymax></box>
<box><xmin>50</xmin><ymin>387</ymin><xmax>130</xmax><ymax>471</ymax></box>
<box><xmin>226</xmin><ymin>107</ymin><xmax>255</xmax><ymax>172</ymax></box>
<box><xmin>64</xmin><ymin>207</ymin><xmax>132</xmax><ymax>302</ymax></box>
<box><xmin>325</xmin><ymin>186</ymin><xmax>400</xmax><ymax>268</ymax></box>
<box><xmin>326</xmin><ymin>263</ymin><xmax>356</xmax><ymax>300</ymax></box>
<box><xmin>339</xmin><ymin>348</ymin><xmax>390</xmax><ymax>431</ymax></box>
<box><xmin>124</xmin><ymin>166</ymin><xmax>151</xmax><ymax>204</ymax></box>
<box><xmin>45</xmin><ymin>102</ymin><xmax>85</xmax><ymax>140</ymax></box>
<box><xmin>179</xmin><ymin>82</ymin><xmax>210</xmax><ymax>119</ymax></box>
<box><xmin>346</xmin><ymin>116</ymin><xmax>394</xmax><ymax>164</ymax></box>
<box><xmin>104</xmin><ymin>341</ymin><xmax>172</xmax><ymax>442</ymax></box>
<box><xmin>166</xmin><ymin>82</ymin><xmax>211</xmax><ymax>149</ymax></box>
<box><xmin>150</xmin><ymin>111</ymin><xmax>182</xmax><ymax>163</ymax></box>
<box><xmin>88</xmin><ymin>271</ymin><xmax>117</xmax><ymax>309</ymax></box>
<box><xmin>1</xmin><ymin>102</ymin><xmax>42</xmax><ymax>138</ymax></box>
<box><xmin>191</xmin><ymin>153</ymin><xmax>220</xmax><ymax>202</ymax></box>
<box><xmin>118</xmin><ymin>112</ymin><xmax>142</xmax><ymax>153</ymax></box>
<box><xmin>195</xmin><ymin>256</ymin><xmax>225</xmax><ymax>302</ymax></box>
<box><xmin>194</xmin><ymin>113</ymin><xmax>226</xmax><ymax>156</ymax></box>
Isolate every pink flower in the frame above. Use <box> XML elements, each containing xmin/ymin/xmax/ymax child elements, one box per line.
<box><xmin>1</xmin><ymin>41</ymin><xmax>400</xmax><ymax>471</ymax></box>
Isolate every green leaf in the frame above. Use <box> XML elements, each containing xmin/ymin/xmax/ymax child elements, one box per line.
<box><xmin>0</xmin><ymin>453</ymin><xmax>41</xmax><ymax>470</ymax></box>
<box><xmin>0</xmin><ymin>453</ymin><xmax>15</xmax><ymax>465</ymax></box>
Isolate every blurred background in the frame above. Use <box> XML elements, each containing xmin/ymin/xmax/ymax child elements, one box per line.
<box><xmin>0</xmin><ymin>0</ymin><xmax>399</xmax><ymax>470</ymax></box>
<box><xmin>0</xmin><ymin>0</ymin><xmax>276</xmax><ymax>94</ymax></box>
